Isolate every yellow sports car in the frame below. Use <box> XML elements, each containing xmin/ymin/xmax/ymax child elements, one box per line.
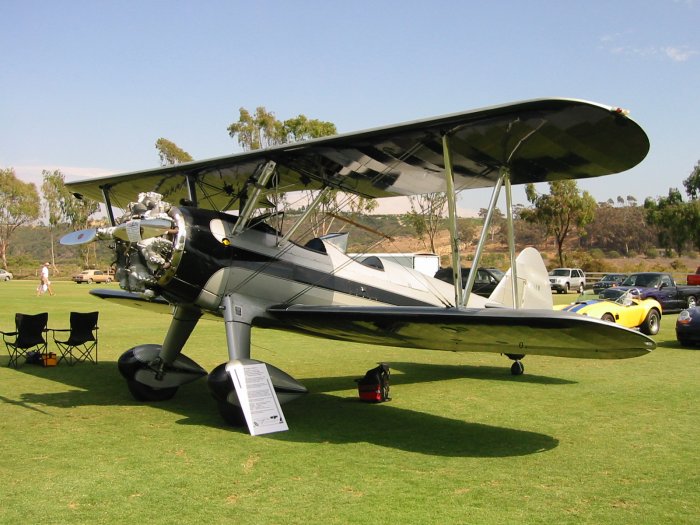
<box><xmin>555</xmin><ymin>288</ymin><xmax>662</xmax><ymax>335</ymax></box>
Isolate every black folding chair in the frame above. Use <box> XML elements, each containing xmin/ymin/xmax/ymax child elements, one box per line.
<box><xmin>52</xmin><ymin>312</ymin><xmax>99</xmax><ymax>365</ymax></box>
<box><xmin>2</xmin><ymin>312</ymin><xmax>49</xmax><ymax>368</ymax></box>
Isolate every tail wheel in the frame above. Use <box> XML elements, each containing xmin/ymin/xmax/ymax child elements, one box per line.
<box><xmin>640</xmin><ymin>309</ymin><xmax>661</xmax><ymax>336</ymax></box>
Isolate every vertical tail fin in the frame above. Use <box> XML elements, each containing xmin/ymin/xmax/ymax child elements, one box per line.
<box><xmin>488</xmin><ymin>247</ymin><xmax>552</xmax><ymax>309</ymax></box>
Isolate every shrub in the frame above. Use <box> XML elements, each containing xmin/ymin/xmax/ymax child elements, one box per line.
<box><xmin>670</xmin><ymin>259</ymin><xmax>686</xmax><ymax>271</ymax></box>
<box><xmin>645</xmin><ymin>247</ymin><xmax>658</xmax><ymax>259</ymax></box>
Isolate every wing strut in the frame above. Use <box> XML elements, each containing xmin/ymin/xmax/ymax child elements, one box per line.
<box><xmin>277</xmin><ymin>187</ymin><xmax>332</xmax><ymax>246</ymax></box>
<box><xmin>231</xmin><ymin>161</ymin><xmax>276</xmax><ymax>236</ymax></box>
<box><xmin>461</xmin><ymin>175</ymin><xmax>505</xmax><ymax>307</ymax></box>
<box><xmin>442</xmin><ymin>134</ymin><xmax>463</xmax><ymax>307</ymax></box>
<box><xmin>503</xmin><ymin>170</ymin><xmax>519</xmax><ymax>308</ymax></box>
<box><xmin>101</xmin><ymin>187</ymin><xmax>116</xmax><ymax>226</ymax></box>
<box><xmin>185</xmin><ymin>174</ymin><xmax>198</xmax><ymax>207</ymax></box>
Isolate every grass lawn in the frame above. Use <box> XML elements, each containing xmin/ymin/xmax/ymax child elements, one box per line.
<box><xmin>0</xmin><ymin>281</ymin><xmax>698</xmax><ymax>524</ymax></box>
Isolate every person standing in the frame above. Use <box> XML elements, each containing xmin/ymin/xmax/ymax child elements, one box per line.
<box><xmin>39</xmin><ymin>262</ymin><xmax>55</xmax><ymax>296</ymax></box>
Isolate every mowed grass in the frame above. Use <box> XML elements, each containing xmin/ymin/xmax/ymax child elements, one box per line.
<box><xmin>0</xmin><ymin>281</ymin><xmax>698</xmax><ymax>524</ymax></box>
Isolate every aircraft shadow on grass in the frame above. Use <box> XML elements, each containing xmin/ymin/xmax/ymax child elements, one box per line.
<box><xmin>7</xmin><ymin>359</ymin><xmax>562</xmax><ymax>457</ymax></box>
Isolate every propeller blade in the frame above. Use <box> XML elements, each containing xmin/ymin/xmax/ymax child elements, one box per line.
<box><xmin>60</xmin><ymin>229</ymin><xmax>98</xmax><ymax>246</ymax></box>
<box><xmin>111</xmin><ymin>218</ymin><xmax>173</xmax><ymax>242</ymax></box>
<box><xmin>61</xmin><ymin>219</ymin><xmax>173</xmax><ymax>245</ymax></box>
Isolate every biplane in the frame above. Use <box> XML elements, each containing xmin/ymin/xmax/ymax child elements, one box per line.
<box><xmin>61</xmin><ymin>98</ymin><xmax>654</xmax><ymax>428</ymax></box>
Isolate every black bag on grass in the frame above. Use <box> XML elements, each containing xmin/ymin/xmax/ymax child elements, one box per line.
<box><xmin>355</xmin><ymin>363</ymin><xmax>390</xmax><ymax>402</ymax></box>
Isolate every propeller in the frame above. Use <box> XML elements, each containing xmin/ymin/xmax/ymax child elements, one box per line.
<box><xmin>60</xmin><ymin>218</ymin><xmax>174</xmax><ymax>246</ymax></box>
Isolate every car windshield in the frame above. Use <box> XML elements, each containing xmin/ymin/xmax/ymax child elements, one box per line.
<box><xmin>550</xmin><ymin>269</ymin><xmax>570</xmax><ymax>276</ymax></box>
<box><xmin>489</xmin><ymin>269</ymin><xmax>505</xmax><ymax>280</ymax></box>
<box><xmin>622</xmin><ymin>274</ymin><xmax>660</xmax><ymax>287</ymax></box>
<box><xmin>601</xmin><ymin>274</ymin><xmax>622</xmax><ymax>282</ymax></box>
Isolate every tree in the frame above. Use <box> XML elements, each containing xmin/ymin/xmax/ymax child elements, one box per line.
<box><xmin>155</xmin><ymin>138</ymin><xmax>193</xmax><ymax>166</ymax></box>
<box><xmin>521</xmin><ymin>180</ymin><xmax>596</xmax><ymax>267</ymax></box>
<box><xmin>644</xmin><ymin>188</ymin><xmax>698</xmax><ymax>256</ymax></box>
<box><xmin>583</xmin><ymin>200</ymin><xmax>650</xmax><ymax>255</ymax></box>
<box><xmin>62</xmin><ymin>188</ymin><xmax>101</xmax><ymax>268</ymax></box>
<box><xmin>682</xmin><ymin>160</ymin><xmax>700</xmax><ymax>200</ymax></box>
<box><xmin>228</xmin><ymin>107</ymin><xmax>374</xmax><ymax>239</ymax></box>
<box><xmin>41</xmin><ymin>169</ymin><xmax>68</xmax><ymax>270</ymax></box>
<box><xmin>0</xmin><ymin>168</ymin><xmax>41</xmax><ymax>268</ymax></box>
<box><xmin>227</xmin><ymin>107</ymin><xmax>338</xmax><ymax>151</ymax></box>
<box><xmin>478</xmin><ymin>206</ymin><xmax>504</xmax><ymax>242</ymax></box>
<box><xmin>402</xmin><ymin>193</ymin><xmax>448</xmax><ymax>253</ymax></box>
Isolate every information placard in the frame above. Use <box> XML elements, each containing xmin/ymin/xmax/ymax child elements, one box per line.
<box><xmin>227</xmin><ymin>360</ymin><xmax>288</xmax><ymax>436</ymax></box>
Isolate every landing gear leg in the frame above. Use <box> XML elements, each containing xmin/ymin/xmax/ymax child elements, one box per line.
<box><xmin>208</xmin><ymin>294</ymin><xmax>308</xmax><ymax>427</ymax></box>
<box><xmin>118</xmin><ymin>305</ymin><xmax>205</xmax><ymax>401</ymax></box>
<box><xmin>505</xmin><ymin>353</ymin><xmax>525</xmax><ymax>376</ymax></box>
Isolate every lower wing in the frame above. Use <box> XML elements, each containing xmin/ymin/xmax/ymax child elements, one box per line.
<box><xmin>267</xmin><ymin>305</ymin><xmax>655</xmax><ymax>359</ymax></box>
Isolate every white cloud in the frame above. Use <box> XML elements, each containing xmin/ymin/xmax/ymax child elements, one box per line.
<box><xmin>664</xmin><ymin>46</ymin><xmax>698</xmax><ymax>62</ymax></box>
<box><xmin>599</xmin><ymin>33</ymin><xmax>696</xmax><ymax>63</ymax></box>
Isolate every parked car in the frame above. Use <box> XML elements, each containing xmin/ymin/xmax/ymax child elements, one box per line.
<box><xmin>434</xmin><ymin>267</ymin><xmax>504</xmax><ymax>297</ymax></box>
<box><xmin>555</xmin><ymin>288</ymin><xmax>662</xmax><ymax>335</ymax></box>
<box><xmin>0</xmin><ymin>268</ymin><xmax>13</xmax><ymax>281</ymax></box>
<box><xmin>601</xmin><ymin>272</ymin><xmax>700</xmax><ymax>313</ymax></box>
<box><xmin>72</xmin><ymin>269</ymin><xmax>113</xmax><ymax>284</ymax></box>
<box><xmin>549</xmin><ymin>268</ymin><xmax>586</xmax><ymax>294</ymax></box>
<box><xmin>687</xmin><ymin>266</ymin><xmax>700</xmax><ymax>285</ymax></box>
<box><xmin>676</xmin><ymin>307</ymin><xmax>700</xmax><ymax>346</ymax></box>
<box><xmin>592</xmin><ymin>273</ymin><xmax>627</xmax><ymax>294</ymax></box>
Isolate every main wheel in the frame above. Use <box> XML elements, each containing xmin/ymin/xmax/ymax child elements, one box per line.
<box><xmin>126</xmin><ymin>379</ymin><xmax>178</xmax><ymax>401</ymax></box>
<box><xmin>640</xmin><ymin>309</ymin><xmax>661</xmax><ymax>336</ymax></box>
<box><xmin>216</xmin><ymin>400</ymin><xmax>246</xmax><ymax>426</ymax></box>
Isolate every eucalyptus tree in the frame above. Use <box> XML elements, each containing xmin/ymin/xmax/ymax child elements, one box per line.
<box><xmin>521</xmin><ymin>180</ymin><xmax>596</xmax><ymax>267</ymax></box>
<box><xmin>0</xmin><ymin>168</ymin><xmax>41</xmax><ymax>268</ymax></box>
<box><xmin>155</xmin><ymin>138</ymin><xmax>193</xmax><ymax>166</ymax></box>
<box><xmin>41</xmin><ymin>169</ymin><xmax>68</xmax><ymax>270</ymax></box>
<box><xmin>403</xmin><ymin>192</ymin><xmax>448</xmax><ymax>254</ymax></box>
<box><xmin>228</xmin><ymin>107</ymin><xmax>377</xmax><ymax>238</ymax></box>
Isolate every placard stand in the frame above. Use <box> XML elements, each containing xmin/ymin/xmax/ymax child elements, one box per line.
<box><xmin>226</xmin><ymin>360</ymin><xmax>289</xmax><ymax>435</ymax></box>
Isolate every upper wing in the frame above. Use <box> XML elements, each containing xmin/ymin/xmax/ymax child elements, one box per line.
<box><xmin>266</xmin><ymin>305</ymin><xmax>655</xmax><ymax>359</ymax></box>
<box><xmin>66</xmin><ymin>98</ymin><xmax>649</xmax><ymax>211</ymax></box>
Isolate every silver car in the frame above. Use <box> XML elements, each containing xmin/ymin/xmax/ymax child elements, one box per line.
<box><xmin>0</xmin><ymin>269</ymin><xmax>13</xmax><ymax>281</ymax></box>
<box><xmin>549</xmin><ymin>268</ymin><xmax>585</xmax><ymax>294</ymax></box>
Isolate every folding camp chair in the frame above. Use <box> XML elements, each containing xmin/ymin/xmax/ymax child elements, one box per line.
<box><xmin>52</xmin><ymin>312</ymin><xmax>99</xmax><ymax>365</ymax></box>
<box><xmin>2</xmin><ymin>312</ymin><xmax>49</xmax><ymax>368</ymax></box>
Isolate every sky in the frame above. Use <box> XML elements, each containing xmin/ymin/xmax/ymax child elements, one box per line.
<box><xmin>1</xmin><ymin>0</ymin><xmax>698</xmax><ymax>216</ymax></box>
